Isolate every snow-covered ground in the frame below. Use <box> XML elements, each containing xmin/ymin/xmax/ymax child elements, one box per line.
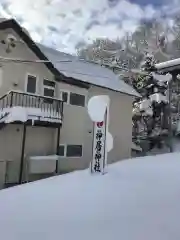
<box><xmin>0</xmin><ymin>153</ymin><xmax>180</xmax><ymax>240</ymax></box>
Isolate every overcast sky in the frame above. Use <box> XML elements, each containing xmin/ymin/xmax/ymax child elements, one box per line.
<box><xmin>0</xmin><ymin>0</ymin><xmax>179</xmax><ymax>54</ymax></box>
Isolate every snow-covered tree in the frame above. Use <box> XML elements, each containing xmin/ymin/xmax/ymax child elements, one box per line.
<box><xmin>132</xmin><ymin>53</ymin><xmax>172</xmax><ymax>151</ymax></box>
<box><xmin>77</xmin><ymin>18</ymin><xmax>180</xmax><ymax>153</ymax></box>
<box><xmin>77</xmin><ymin>19</ymin><xmax>173</xmax><ymax>71</ymax></box>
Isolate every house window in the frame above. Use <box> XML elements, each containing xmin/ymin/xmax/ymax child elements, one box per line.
<box><xmin>58</xmin><ymin>145</ymin><xmax>65</xmax><ymax>157</ymax></box>
<box><xmin>43</xmin><ymin>79</ymin><xmax>55</xmax><ymax>97</ymax></box>
<box><xmin>69</xmin><ymin>93</ymin><xmax>85</xmax><ymax>107</ymax></box>
<box><xmin>60</xmin><ymin>91</ymin><xmax>69</xmax><ymax>103</ymax></box>
<box><xmin>44</xmin><ymin>88</ymin><xmax>54</xmax><ymax>97</ymax></box>
<box><xmin>66</xmin><ymin>145</ymin><xmax>83</xmax><ymax>157</ymax></box>
<box><xmin>59</xmin><ymin>91</ymin><xmax>85</xmax><ymax>106</ymax></box>
<box><xmin>26</xmin><ymin>75</ymin><xmax>36</xmax><ymax>93</ymax></box>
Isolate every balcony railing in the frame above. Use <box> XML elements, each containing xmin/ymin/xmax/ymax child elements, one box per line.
<box><xmin>0</xmin><ymin>91</ymin><xmax>63</xmax><ymax>124</ymax></box>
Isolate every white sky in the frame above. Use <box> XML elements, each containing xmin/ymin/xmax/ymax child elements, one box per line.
<box><xmin>0</xmin><ymin>0</ymin><xmax>179</xmax><ymax>53</ymax></box>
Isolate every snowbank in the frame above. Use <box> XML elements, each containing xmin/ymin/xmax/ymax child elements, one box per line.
<box><xmin>0</xmin><ymin>153</ymin><xmax>180</xmax><ymax>240</ymax></box>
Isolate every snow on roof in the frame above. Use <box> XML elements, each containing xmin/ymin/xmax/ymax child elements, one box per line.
<box><xmin>155</xmin><ymin>58</ymin><xmax>180</xmax><ymax>71</ymax></box>
<box><xmin>0</xmin><ymin>107</ymin><xmax>61</xmax><ymax>123</ymax></box>
<box><xmin>27</xmin><ymin>155</ymin><xmax>59</xmax><ymax>174</ymax></box>
<box><xmin>0</xmin><ymin>153</ymin><xmax>180</xmax><ymax>240</ymax></box>
<box><xmin>28</xmin><ymin>155</ymin><xmax>59</xmax><ymax>161</ymax></box>
<box><xmin>152</xmin><ymin>72</ymin><xmax>172</xmax><ymax>82</ymax></box>
<box><xmin>150</xmin><ymin>93</ymin><xmax>168</xmax><ymax>103</ymax></box>
<box><xmin>38</xmin><ymin>44</ymin><xmax>140</xmax><ymax>97</ymax></box>
<box><xmin>131</xmin><ymin>142</ymin><xmax>142</xmax><ymax>151</ymax></box>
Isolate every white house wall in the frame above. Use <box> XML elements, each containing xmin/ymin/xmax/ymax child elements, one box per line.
<box><xmin>0</xmin><ymin>124</ymin><xmax>55</xmax><ymax>185</ymax></box>
<box><xmin>55</xmin><ymin>81</ymin><xmax>90</xmax><ymax>172</ymax></box>
<box><xmin>0</xmin><ymin>29</ymin><xmax>55</xmax><ymax>96</ymax></box>
<box><xmin>57</xmin><ymin>85</ymin><xmax>133</xmax><ymax>172</ymax></box>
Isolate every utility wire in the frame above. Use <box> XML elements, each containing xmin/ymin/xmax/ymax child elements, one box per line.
<box><xmin>0</xmin><ymin>55</ymin><xmax>130</xmax><ymax>79</ymax></box>
<box><xmin>0</xmin><ymin>56</ymin><xmax>72</xmax><ymax>63</ymax></box>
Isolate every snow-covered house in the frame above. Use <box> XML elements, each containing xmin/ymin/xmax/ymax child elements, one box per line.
<box><xmin>0</xmin><ymin>19</ymin><xmax>139</xmax><ymax>188</ymax></box>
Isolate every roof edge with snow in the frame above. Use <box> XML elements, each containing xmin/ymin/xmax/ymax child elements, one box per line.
<box><xmin>155</xmin><ymin>58</ymin><xmax>180</xmax><ymax>73</ymax></box>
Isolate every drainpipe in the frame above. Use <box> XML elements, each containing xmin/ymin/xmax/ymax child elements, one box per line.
<box><xmin>55</xmin><ymin>124</ymin><xmax>61</xmax><ymax>174</ymax></box>
<box><xmin>168</xmin><ymin>73</ymin><xmax>176</xmax><ymax>152</ymax></box>
<box><xmin>19</xmin><ymin>123</ymin><xmax>27</xmax><ymax>184</ymax></box>
<box><xmin>55</xmin><ymin>100</ymin><xmax>63</xmax><ymax>174</ymax></box>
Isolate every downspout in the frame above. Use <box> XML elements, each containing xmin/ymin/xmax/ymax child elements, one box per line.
<box><xmin>168</xmin><ymin>72</ymin><xmax>176</xmax><ymax>152</ymax></box>
<box><xmin>19</xmin><ymin>123</ymin><xmax>27</xmax><ymax>184</ymax></box>
<box><xmin>55</xmin><ymin>100</ymin><xmax>63</xmax><ymax>174</ymax></box>
<box><xmin>55</xmin><ymin>124</ymin><xmax>61</xmax><ymax>174</ymax></box>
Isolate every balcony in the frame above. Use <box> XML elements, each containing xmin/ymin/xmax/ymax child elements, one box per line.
<box><xmin>0</xmin><ymin>91</ymin><xmax>63</xmax><ymax>127</ymax></box>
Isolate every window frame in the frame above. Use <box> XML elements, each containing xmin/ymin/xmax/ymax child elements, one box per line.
<box><xmin>66</xmin><ymin>144</ymin><xmax>83</xmax><ymax>158</ymax></box>
<box><xmin>43</xmin><ymin>78</ymin><xmax>55</xmax><ymax>98</ymax></box>
<box><xmin>59</xmin><ymin>90</ymin><xmax>86</xmax><ymax>107</ymax></box>
<box><xmin>59</xmin><ymin>144</ymin><xmax>83</xmax><ymax>158</ymax></box>
<box><xmin>58</xmin><ymin>144</ymin><xmax>66</xmax><ymax>157</ymax></box>
<box><xmin>69</xmin><ymin>92</ymin><xmax>86</xmax><ymax>107</ymax></box>
<box><xmin>25</xmin><ymin>73</ymin><xmax>38</xmax><ymax>94</ymax></box>
<box><xmin>60</xmin><ymin>90</ymin><xmax>70</xmax><ymax>103</ymax></box>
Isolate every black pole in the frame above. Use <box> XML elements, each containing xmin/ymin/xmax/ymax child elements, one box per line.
<box><xmin>102</xmin><ymin>108</ymin><xmax>108</xmax><ymax>172</ymax></box>
<box><xmin>168</xmin><ymin>73</ymin><xmax>176</xmax><ymax>153</ymax></box>
<box><xmin>10</xmin><ymin>92</ymin><xmax>13</xmax><ymax>107</ymax></box>
<box><xmin>55</xmin><ymin>124</ymin><xmax>61</xmax><ymax>174</ymax></box>
<box><xmin>19</xmin><ymin>124</ymin><xmax>27</xmax><ymax>184</ymax></box>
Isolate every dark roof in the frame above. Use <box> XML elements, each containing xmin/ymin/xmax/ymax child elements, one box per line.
<box><xmin>38</xmin><ymin>44</ymin><xmax>140</xmax><ymax>97</ymax></box>
<box><xmin>0</xmin><ymin>19</ymin><xmax>140</xmax><ymax>97</ymax></box>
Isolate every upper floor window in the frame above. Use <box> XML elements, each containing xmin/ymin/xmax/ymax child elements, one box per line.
<box><xmin>26</xmin><ymin>75</ymin><xmax>37</xmax><ymax>94</ymax></box>
<box><xmin>43</xmin><ymin>79</ymin><xmax>55</xmax><ymax>97</ymax></box>
<box><xmin>69</xmin><ymin>93</ymin><xmax>85</xmax><ymax>107</ymax></box>
<box><xmin>60</xmin><ymin>91</ymin><xmax>69</xmax><ymax>103</ymax></box>
<box><xmin>60</xmin><ymin>90</ymin><xmax>85</xmax><ymax>107</ymax></box>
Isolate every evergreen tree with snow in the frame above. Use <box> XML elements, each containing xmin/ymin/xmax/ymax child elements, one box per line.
<box><xmin>132</xmin><ymin>53</ymin><xmax>172</xmax><ymax>152</ymax></box>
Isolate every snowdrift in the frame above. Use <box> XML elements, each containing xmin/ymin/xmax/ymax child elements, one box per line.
<box><xmin>0</xmin><ymin>153</ymin><xmax>180</xmax><ymax>240</ymax></box>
